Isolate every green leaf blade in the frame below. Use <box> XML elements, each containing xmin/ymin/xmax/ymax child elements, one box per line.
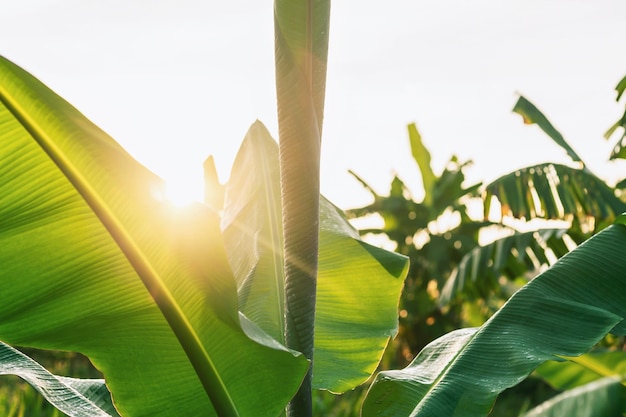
<box><xmin>535</xmin><ymin>351</ymin><xmax>626</xmax><ymax>391</ymax></box>
<box><xmin>0</xmin><ymin>342</ymin><xmax>119</xmax><ymax>417</ymax></box>
<box><xmin>513</xmin><ymin>96</ymin><xmax>584</xmax><ymax>165</ymax></box>
<box><xmin>521</xmin><ymin>377</ymin><xmax>624</xmax><ymax>417</ymax></box>
<box><xmin>363</xmin><ymin>223</ymin><xmax>626</xmax><ymax>417</ymax></box>
<box><xmin>222</xmin><ymin>124</ymin><xmax>409</xmax><ymax>393</ymax></box>
<box><xmin>222</xmin><ymin>121</ymin><xmax>285</xmax><ymax>343</ymax></box>
<box><xmin>408</xmin><ymin>123</ymin><xmax>436</xmax><ymax>205</ymax></box>
<box><xmin>0</xmin><ymin>56</ymin><xmax>308</xmax><ymax>417</ymax></box>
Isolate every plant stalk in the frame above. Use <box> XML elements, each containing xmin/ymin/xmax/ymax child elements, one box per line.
<box><xmin>274</xmin><ymin>0</ymin><xmax>330</xmax><ymax>415</ymax></box>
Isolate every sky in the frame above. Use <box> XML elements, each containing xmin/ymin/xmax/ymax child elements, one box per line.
<box><xmin>1</xmin><ymin>0</ymin><xmax>626</xmax><ymax>210</ymax></box>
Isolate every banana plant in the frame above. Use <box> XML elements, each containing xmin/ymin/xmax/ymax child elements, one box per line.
<box><xmin>444</xmin><ymin>91</ymin><xmax>626</xmax><ymax>304</ymax></box>
<box><xmin>0</xmin><ymin>1</ymin><xmax>409</xmax><ymax>416</ymax></box>
<box><xmin>361</xmin><ymin>215</ymin><xmax>626</xmax><ymax>416</ymax></box>
<box><xmin>348</xmin><ymin>82</ymin><xmax>626</xmax><ymax>415</ymax></box>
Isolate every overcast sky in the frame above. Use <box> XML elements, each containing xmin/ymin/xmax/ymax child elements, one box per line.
<box><xmin>2</xmin><ymin>0</ymin><xmax>626</xmax><ymax>209</ymax></box>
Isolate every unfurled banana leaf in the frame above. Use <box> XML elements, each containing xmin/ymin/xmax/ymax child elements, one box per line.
<box><xmin>439</xmin><ymin>228</ymin><xmax>572</xmax><ymax>305</ymax></box>
<box><xmin>362</xmin><ymin>218</ymin><xmax>626</xmax><ymax>417</ymax></box>
<box><xmin>0</xmin><ymin>341</ymin><xmax>119</xmax><ymax>417</ymax></box>
<box><xmin>484</xmin><ymin>163</ymin><xmax>626</xmax><ymax>228</ymax></box>
<box><xmin>222</xmin><ymin>121</ymin><xmax>409</xmax><ymax>393</ymax></box>
<box><xmin>0</xmin><ymin>56</ymin><xmax>308</xmax><ymax>417</ymax></box>
<box><xmin>520</xmin><ymin>377</ymin><xmax>625</xmax><ymax>417</ymax></box>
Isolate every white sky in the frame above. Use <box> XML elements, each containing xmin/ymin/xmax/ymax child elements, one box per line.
<box><xmin>2</xmin><ymin>0</ymin><xmax>626</xmax><ymax>209</ymax></box>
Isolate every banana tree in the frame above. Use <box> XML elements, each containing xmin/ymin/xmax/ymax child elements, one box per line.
<box><xmin>445</xmin><ymin>92</ymin><xmax>626</xmax><ymax>305</ymax></box>
<box><xmin>349</xmin><ymin>81</ymin><xmax>626</xmax><ymax>415</ymax></box>
<box><xmin>347</xmin><ymin>123</ymin><xmax>486</xmax><ymax>366</ymax></box>
<box><xmin>0</xmin><ymin>1</ymin><xmax>409</xmax><ymax>416</ymax></box>
<box><xmin>362</xmin><ymin>215</ymin><xmax>626</xmax><ymax>416</ymax></box>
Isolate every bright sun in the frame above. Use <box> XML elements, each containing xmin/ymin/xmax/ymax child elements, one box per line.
<box><xmin>162</xmin><ymin>176</ymin><xmax>204</xmax><ymax>207</ymax></box>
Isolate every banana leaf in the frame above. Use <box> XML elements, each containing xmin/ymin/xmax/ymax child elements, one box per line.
<box><xmin>0</xmin><ymin>341</ymin><xmax>119</xmax><ymax>417</ymax></box>
<box><xmin>439</xmin><ymin>228</ymin><xmax>572</xmax><ymax>305</ymax></box>
<box><xmin>520</xmin><ymin>377</ymin><xmax>624</xmax><ymax>417</ymax></box>
<box><xmin>0</xmin><ymin>55</ymin><xmax>308</xmax><ymax>417</ymax></box>
<box><xmin>513</xmin><ymin>95</ymin><xmax>584</xmax><ymax>164</ymax></box>
<box><xmin>535</xmin><ymin>350</ymin><xmax>626</xmax><ymax>390</ymax></box>
<box><xmin>408</xmin><ymin>123</ymin><xmax>436</xmax><ymax>206</ymax></box>
<box><xmin>362</xmin><ymin>218</ymin><xmax>626</xmax><ymax>417</ymax></box>
<box><xmin>484</xmin><ymin>163</ymin><xmax>626</xmax><ymax>227</ymax></box>
<box><xmin>222</xmin><ymin>121</ymin><xmax>409</xmax><ymax>393</ymax></box>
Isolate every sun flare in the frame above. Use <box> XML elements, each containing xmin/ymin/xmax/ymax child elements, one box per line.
<box><xmin>162</xmin><ymin>177</ymin><xmax>204</xmax><ymax>207</ymax></box>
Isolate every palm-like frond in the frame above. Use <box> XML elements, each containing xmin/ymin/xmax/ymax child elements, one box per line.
<box><xmin>484</xmin><ymin>163</ymin><xmax>626</xmax><ymax>233</ymax></box>
<box><xmin>439</xmin><ymin>228</ymin><xmax>572</xmax><ymax>305</ymax></box>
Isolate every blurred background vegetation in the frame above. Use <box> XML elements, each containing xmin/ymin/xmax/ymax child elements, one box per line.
<box><xmin>2</xmin><ymin>79</ymin><xmax>625</xmax><ymax>416</ymax></box>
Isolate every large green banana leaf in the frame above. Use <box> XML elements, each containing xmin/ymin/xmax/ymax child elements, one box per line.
<box><xmin>0</xmin><ymin>56</ymin><xmax>308</xmax><ymax>416</ymax></box>
<box><xmin>362</xmin><ymin>219</ymin><xmax>626</xmax><ymax>417</ymax></box>
<box><xmin>439</xmin><ymin>228</ymin><xmax>572</xmax><ymax>305</ymax></box>
<box><xmin>521</xmin><ymin>377</ymin><xmax>624</xmax><ymax>417</ymax></box>
<box><xmin>0</xmin><ymin>341</ymin><xmax>118</xmax><ymax>417</ymax></box>
<box><xmin>221</xmin><ymin>121</ymin><xmax>409</xmax><ymax>393</ymax></box>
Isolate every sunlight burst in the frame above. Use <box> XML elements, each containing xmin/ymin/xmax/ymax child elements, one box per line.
<box><xmin>163</xmin><ymin>176</ymin><xmax>204</xmax><ymax>207</ymax></box>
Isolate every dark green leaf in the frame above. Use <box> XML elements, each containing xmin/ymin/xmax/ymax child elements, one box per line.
<box><xmin>440</xmin><ymin>228</ymin><xmax>572</xmax><ymax>304</ymax></box>
<box><xmin>362</xmin><ymin>222</ymin><xmax>626</xmax><ymax>417</ymax></box>
<box><xmin>513</xmin><ymin>96</ymin><xmax>584</xmax><ymax>164</ymax></box>
<box><xmin>484</xmin><ymin>163</ymin><xmax>626</xmax><ymax>229</ymax></box>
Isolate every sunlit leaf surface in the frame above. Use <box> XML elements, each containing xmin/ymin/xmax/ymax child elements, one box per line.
<box><xmin>0</xmin><ymin>56</ymin><xmax>307</xmax><ymax>417</ymax></box>
<box><xmin>222</xmin><ymin>122</ymin><xmax>409</xmax><ymax>393</ymax></box>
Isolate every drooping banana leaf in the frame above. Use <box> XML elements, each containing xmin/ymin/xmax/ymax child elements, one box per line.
<box><xmin>0</xmin><ymin>341</ymin><xmax>119</xmax><ymax>417</ymax></box>
<box><xmin>534</xmin><ymin>350</ymin><xmax>626</xmax><ymax>391</ymax></box>
<box><xmin>361</xmin><ymin>218</ymin><xmax>626</xmax><ymax>417</ymax></box>
<box><xmin>439</xmin><ymin>228</ymin><xmax>573</xmax><ymax>305</ymax></box>
<box><xmin>0</xmin><ymin>56</ymin><xmax>308</xmax><ymax>416</ymax></box>
<box><xmin>221</xmin><ymin>121</ymin><xmax>409</xmax><ymax>393</ymax></box>
<box><xmin>513</xmin><ymin>95</ymin><xmax>584</xmax><ymax>165</ymax></box>
<box><xmin>520</xmin><ymin>377</ymin><xmax>625</xmax><ymax>417</ymax></box>
<box><xmin>484</xmin><ymin>163</ymin><xmax>626</xmax><ymax>230</ymax></box>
